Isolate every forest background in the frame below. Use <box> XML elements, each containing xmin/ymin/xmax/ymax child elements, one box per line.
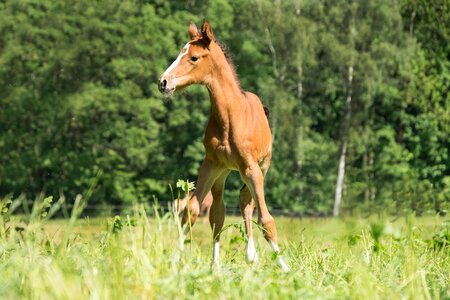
<box><xmin>0</xmin><ymin>0</ymin><xmax>448</xmax><ymax>216</ymax></box>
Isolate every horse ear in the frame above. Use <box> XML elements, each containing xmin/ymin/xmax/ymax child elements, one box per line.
<box><xmin>188</xmin><ymin>22</ymin><xmax>200</xmax><ymax>40</ymax></box>
<box><xmin>201</xmin><ymin>19</ymin><xmax>215</xmax><ymax>46</ymax></box>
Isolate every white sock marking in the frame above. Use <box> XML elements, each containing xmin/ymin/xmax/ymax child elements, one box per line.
<box><xmin>269</xmin><ymin>241</ymin><xmax>290</xmax><ymax>272</ymax></box>
<box><xmin>246</xmin><ymin>236</ymin><xmax>258</xmax><ymax>263</ymax></box>
<box><xmin>213</xmin><ymin>240</ymin><xmax>220</xmax><ymax>262</ymax></box>
<box><xmin>269</xmin><ymin>240</ymin><xmax>281</xmax><ymax>252</ymax></box>
<box><xmin>211</xmin><ymin>240</ymin><xmax>220</xmax><ymax>269</ymax></box>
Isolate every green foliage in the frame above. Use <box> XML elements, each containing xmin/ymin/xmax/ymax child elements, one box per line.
<box><xmin>108</xmin><ymin>215</ymin><xmax>124</xmax><ymax>235</ymax></box>
<box><xmin>432</xmin><ymin>220</ymin><xmax>450</xmax><ymax>251</ymax></box>
<box><xmin>176</xmin><ymin>179</ymin><xmax>195</xmax><ymax>194</ymax></box>
<box><xmin>0</xmin><ymin>0</ymin><xmax>448</xmax><ymax>215</ymax></box>
<box><xmin>370</xmin><ymin>222</ymin><xmax>385</xmax><ymax>252</ymax></box>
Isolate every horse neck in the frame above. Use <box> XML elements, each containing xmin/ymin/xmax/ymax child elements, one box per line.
<box><xmin>205</xmin><ymin>52</ymin><xmax>243</xmax><ymax>128</ymax></box>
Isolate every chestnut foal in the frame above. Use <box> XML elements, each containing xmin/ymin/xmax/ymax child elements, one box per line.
<box><xmin>159</xmin><ymin>20</ymin><xmax>289</xmax><ymax>271</ymax></box>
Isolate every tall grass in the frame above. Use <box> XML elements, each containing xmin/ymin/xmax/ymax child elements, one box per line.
<box><xmin>0</xmin><ymin>195</ymin><xmax>448</xmax><ymax>299</ymax></box>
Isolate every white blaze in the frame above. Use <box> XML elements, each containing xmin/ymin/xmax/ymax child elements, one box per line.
<box><xmin>163</xmin><ymin>43</ymin><xmax>190</xmax><ymax>77</ymax></box>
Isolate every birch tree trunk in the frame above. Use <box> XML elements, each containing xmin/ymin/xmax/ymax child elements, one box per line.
<box><xmin>334</xmin><ymin>140</ymin><xmax>348</xmax><ymax>216</ymax></box>
<box><xmin>334</xmin><ymin>65</ymin><xmax>353</xmax><ymax>217</ymax></box>
<box><xmin>333</xmin><ymin>3</ymin><xmax>357</xmax><ymax>217</ymax></box>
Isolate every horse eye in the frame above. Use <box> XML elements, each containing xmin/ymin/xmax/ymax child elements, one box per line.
<box><xmin>191</xmin><ymin>56</ymin><xmax>199</xmax><ymax>62</ymax></box>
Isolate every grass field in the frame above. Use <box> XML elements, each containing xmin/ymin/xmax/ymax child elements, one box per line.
<box><xmin>0</xmin><ymin>200</ymin><xmax>449</xmax><ymax>299</ymax></box>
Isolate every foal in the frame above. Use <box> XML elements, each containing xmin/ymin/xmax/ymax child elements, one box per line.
<box><xmin>159</xmin><ymin>20</ymin><xmax>289</xmax><ymax>271</ymax></box>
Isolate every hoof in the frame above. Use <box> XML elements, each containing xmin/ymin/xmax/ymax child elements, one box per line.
<box><xmin>246</xmin><ymin>237</ymin><xmax>258</xmax><ymax>263</ymax></box>
<box><xmin>246</xmin><ymin>251</ymin><xmax>259</xmax><ymax>264</ymax></box>
<box><xmin>277</xmin><ymin>256</ymin><xmax>290</xmax><ymax>272</ymax></box>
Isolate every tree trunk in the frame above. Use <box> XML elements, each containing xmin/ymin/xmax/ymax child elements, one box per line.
<box><xmin>369</xmin><ymin>151</ymin><xmax>376</xmax><ymax>202</ymax></box>
<box><xmin>296</xmin><ymin>65</ymin><xmax>304</xmax><ymax>172</ymax></box>
<box><xmin>334</xmin><ymin>65</ymin><xmax>353</xmax><ymax>217</ymax></box>
<box><xmin>334</xmin><ymin>140</ymin><xmax>348</xmax><ymax>216</ymax></box>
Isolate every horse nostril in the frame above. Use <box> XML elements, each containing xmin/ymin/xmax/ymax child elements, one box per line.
<box><xmin>159</xmin><ymin>79</ymin><xmax>167</xmax><ymax>91</ymax></box>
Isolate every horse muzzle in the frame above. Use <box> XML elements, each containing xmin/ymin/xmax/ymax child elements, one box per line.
<box><xmin>158</xmin><ymin>76</ymin><xmax>176</xmax><ymax>97</ymax></box>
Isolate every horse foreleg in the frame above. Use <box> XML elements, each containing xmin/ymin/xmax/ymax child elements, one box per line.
<box><xmin>209</xmin><ymin>171</ymin><xmax>229</xmax><ymax>269</ymax></box>
<box><xmin>181</xmin><ymin>159</ymin><xmax>222</xmax><ymax>242</ymax></box>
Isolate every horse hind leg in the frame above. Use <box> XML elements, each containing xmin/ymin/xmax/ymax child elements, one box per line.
<box><xmin>241</xmin><ymin>163</ymin><xmax>290</xmax><ymax>272</ymax></box>
<box><xmin>239</xmin><ymin>184</ymin><xmax>258</xmax><ymax>263</ymax></box>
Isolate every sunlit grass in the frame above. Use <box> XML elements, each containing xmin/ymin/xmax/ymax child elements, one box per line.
<box><xmin>0</xmin><ymin>198</ymin><xmax>448</xmax><ymax>299</ymax></box>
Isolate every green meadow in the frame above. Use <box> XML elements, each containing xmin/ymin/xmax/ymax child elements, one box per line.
<box><xmin>1</xmin><ymin>199</ymin><xmax>448</xmax><ymax>299</ymax></box>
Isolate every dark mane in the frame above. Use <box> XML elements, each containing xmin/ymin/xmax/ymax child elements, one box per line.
<box><xmin>216</xmin><ymin>40</ymin><xmax>241</xmax><ymax>89</ymax></box>
<box><xmin>263</xmin><ymin>105</ymin><xmax>270</xmax><ymax>118</ymax></box>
